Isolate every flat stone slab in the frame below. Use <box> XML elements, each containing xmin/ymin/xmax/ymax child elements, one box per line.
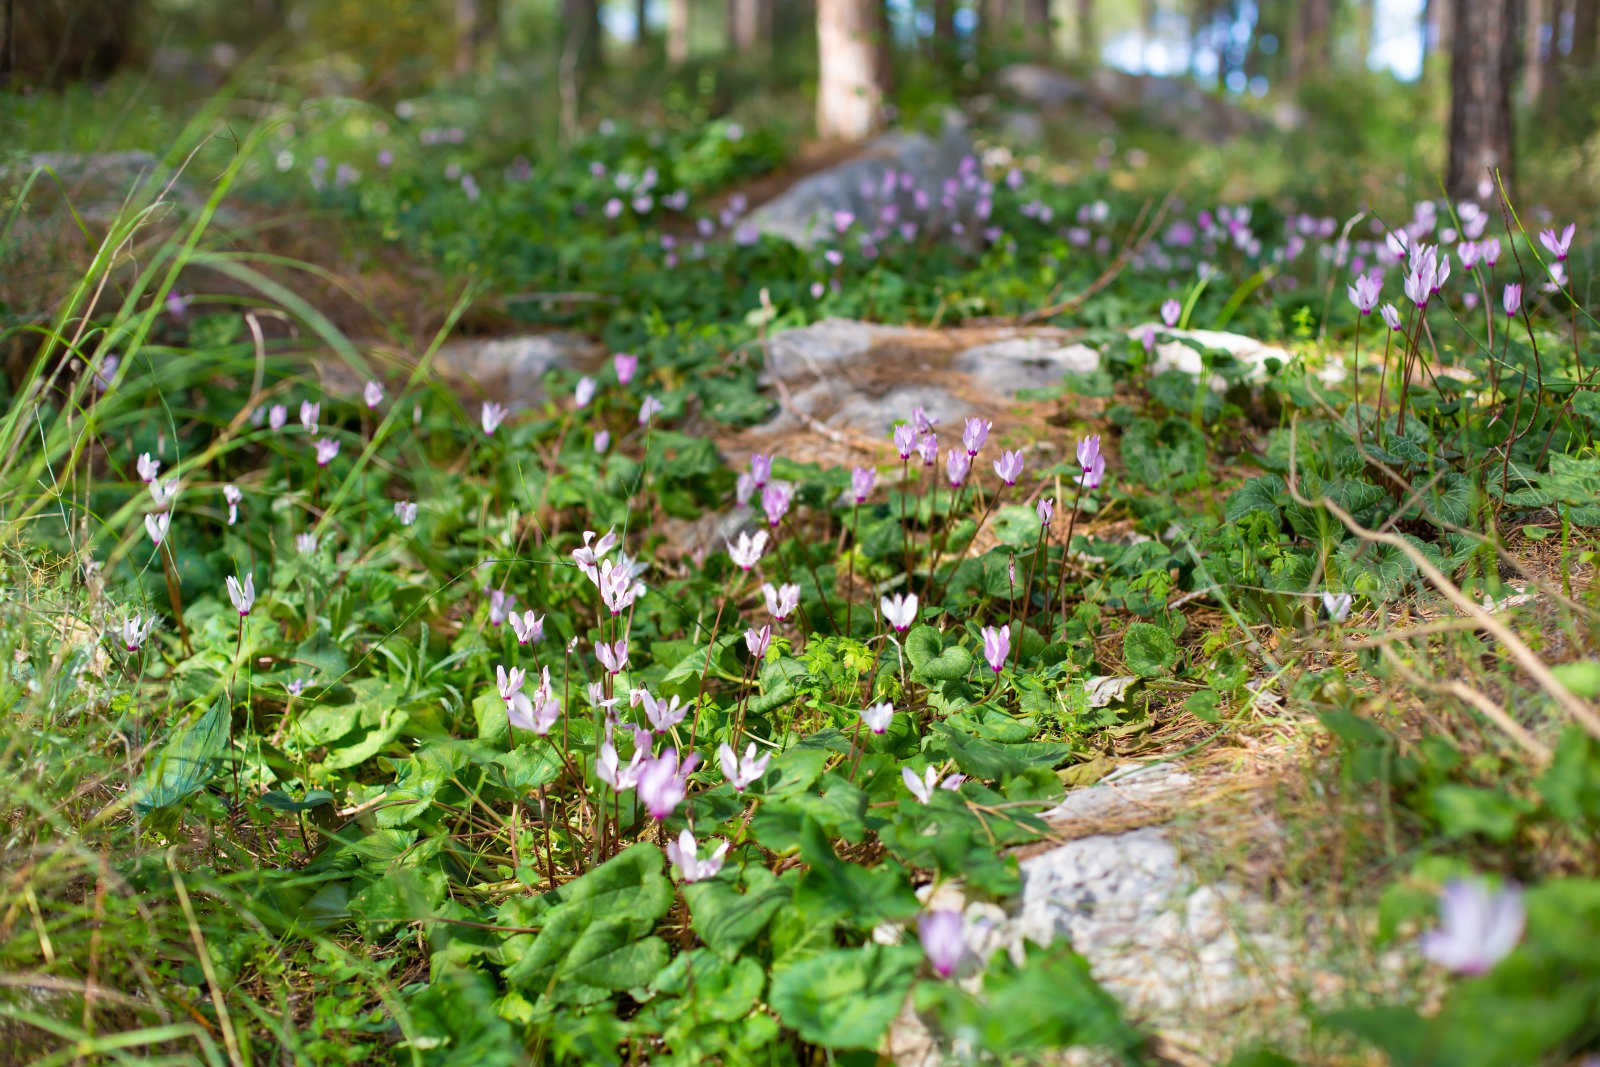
<box><xmin>432</xmin><ymin>332</ymin><xmax>601</xmax><ymax>408</ymax></box>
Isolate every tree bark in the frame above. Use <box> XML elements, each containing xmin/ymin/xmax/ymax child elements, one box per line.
<box><xmin>1447</xmin><ymin>0</ymin><xmax>1516</xmax><ymax>200</ymax></box>
<box><xmin>983</xmin><ymin>0</ymin><xmax>1011</xmax><ymax>54</ymax></box>
<box><xmin>1076</xmin><ymin>0</ymin><xmax>1096</xmax><ymax>58</ymax></box>
<box><xmin>1525</xmin><ymin>0</ymin><xmax>1546</xmax><ymax>105</ymax></box>
<box><xmin>454</xmin><ymin>0</ymin><xmax>500</xmax><ymax>75</ymax></box>
<box><xmin>636</xmin><ymin>0</ymin><xmax>650</xmax><ymax>48</ymax></box>
<box><xmin>1571</xmin><ymin>0</ymin><xmax>1597</xmax><ymax>69</ymax></box>
<box><xmin>933</xmin><ymin>0</ymin><xmax>957</xmax><ymax>57</ymax></box>
<box><xmin>816</xmin><ymin>0</ymin><xmax>886</xmax><ymax>140</ymax></box>
<box><xmin>1025</xmin><ymin>0</ymin><xmax>1051</xmax><ymax>42</ymax></box>
<box><xmin>667</xmin><ymin>0</ymin><xmax>690</xmax><ymax>62</ymax></box>
<box><xmin>729</xmin><ymin>0</ymin><xmax>767</xmax><ymax>50</ymax></box>
<box><xmin>560</xmin><ymin>0</ymin><xmax>600</xmax><ymax>138</ymax></box>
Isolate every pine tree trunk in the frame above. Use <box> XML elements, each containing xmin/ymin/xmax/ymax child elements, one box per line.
<box><xmin>816</xmin><ymin>0</ymin><xmax>886</xmax><ymax>139</ymax></box>
<box><xmin>1077</xmin><ymin>0</ymin><xmax>1096</xmax><ymax>58</ymax></box>
<box><xmin>454</xmin><ymin>0</ymin><xmax>500</xmax><ymax>74</ymax></box>
<box><xmin>1447</xmin><ymin>0</ymin><xmax>1516</xmax><ymax>200</ymax></box>
<box><xmin>983</xmin><ymin>0</ymin><xmax>1011</xmax><ymax>55</ymax></box>
<box><xmin>730</xmin><ymin>0</ymin><xmax>763</xmax><ymax>49</ymax></box>
<box><xmin>668</xmin><ymin>0</ymin><xmax>690</xmax><ymax>62</ymax></box>
<box><xmin>1025</xmin><ymin>0</ymin><xmax>1051</xmax><ymax>46</ymax></box>
<box><xmin>1525</xmin><ymin>0</ymin><xmax>1545</xmax><ymax>106</ymax></box>
<box><xmin>636</xmin><ymin>0</ymin><xmax>650</xmax><ymax>48</ymax></box>
<box><xmin>933</xmin><ymin>0</ymin><xmax>956</xmax><ymax>57</ymax></box>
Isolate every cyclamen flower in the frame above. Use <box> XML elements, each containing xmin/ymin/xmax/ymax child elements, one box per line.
<box><xmin>574</xmin><ymin>376</ymin><xmax>596</xmax><ymax>407</ymax></box>
<box><xmin>165</xmin><ymin>290</ymin><xmax>190</xmax><ymax>319</ymax></box>
<box><xmin>223</xmin><ymin>484</ymin><xmax>241</xmax><ymax>526</ymax></box>
<box><xmin>488</xmin><ymin>588</ymin><xmax>515</xmax><ymax>626</ymax></box>
<box><xmin>481</xmin><ymin>401</ymin><xmax>508</xmax><ymax>435</ymax></box>
<box><xmin>136</xmin><ymin>453</ymin><xmax>160</xmax><ymax>482</ymax></box>
<box><xmin>980</xmin><ymin>625</ymin><xmax>1010</xmax><ymax>673</ymax></box>
<box><xmin>598</xmin><ymin>556</ymin><xmax>646</xmax><ymax>614</ymax></box>
<box><xmin>596</xmin><ymin>639</ymin><xmax>629</xmax><ymax>675</ymax></box>
<box><xmin>761</xmin><ymin>482</ymin><xmax>793</xmax><ymax>527</ymax></box>
<box><xmin>1160</xmin><ymin>298</ymin><xmax>1181</xmax><ymax>327</ymax></box>
<box><xmin>850</xmin><ymin>466</ymin><xmax>876</xmax><ymax>503</ymax></box>
<box><xmin>993</xmin><ymin>450</ymin><xmax>1024</xmax><ymax>485</ymax></box>
<box><xmin>962</xmin><ymin>417</ymin><xmax>991</xmax><ymax>456</ymax></box>
<box><xmin>572</xmin><ymin>528</ymin><xmax>618</xmax><ymax>581</ymax></box>
<box><xmin>718</xmin><ymin>741</ymin><xmax>771</xmax><ymax>791</ymax></box>
<box><xmin>918</xmin><ymin>910</ymin><xmax>965</xmax><ymax>978</ymax></box>
<box><xmin>1347</xmin><ymin>274</ymin><xmax>1381</xmax><ymax>315</ymax></box>
<box><xmin>892</xmin><ymin>424</ymin><xmax>916</xmax><ymax>459</ymax></box>
<box><xmin>268</xmin><ymin>404</ymin><xmax>288</xmax><ymax>431</ymax></box>
<box><xmin>394</xmin><ymin>500</ymin><xmax>418</xmax><ymax>525</ymax></box>
<box><xmin>286</xmin><ymin>676</ymin><xmax>311</xmax><ymax>697</ymax></box>
<box><xmin>637</xmin><ymin>395</ymin><xmax>664</xmax><ymax>424</ymax></box>
<box><xmin>496</xmin><ymin>664</ymin><xmax>534</xmax><ymax>729</ymax></box>
<box><xmin>614</xmin><ymin>352</ymin><xmax>639</xmax><ymax>384</ymax></box>
<box><xmin>594</xmin><ymin>430</ymin><xmax>610</xmax><ymax>453</ymax></box>
<box><xmin>226</xmin><ymin>573</ymin><xmax>255</xmax><ymax>616</ymax></box>
<box><xmin>901</xmin><ymin>765</ymin><xmax>964</xmax><ymax>804</ymax></box>
<box><xmin>762</xmin><ymin>582</ymin><xmax>800</xmax><ymax>620</ymax></box>
<box><xmin>1538</xmin><ymin>222</ymin><xmax>1575</xmax><ymax>261</ymax></box>
<box><xmin>1380</xmin><ymin>303</ymin><xmax>1403</xmax><ymax>331</ymax></box>
<box><xmin>296</xmin><ymin>532</ymin><xmax>317</xmax><ymax>554</ymax></box>
<box><xmin>150</xmin><ymin>478</ymin><xmax>178</xmax><ymax>508</ymax></box>
<box><xmin>727</xmin><ymin>529</ymin><xmax>769</xmax><ymax>570</ymax></box>
<box><xmin>509</xmin><ymin>610</ymin><xmax>545</xmax><ymax>644</ymax></box>
<box><xmin>638</xmin><ymin>689</ymin><xmax>688</xmax><ymax>733</ymax></box>
<box><xmin>1036</xmin><ymin>497</ymin><xmax>1055</xmax><ymax>527</ymax></box>
<box><xmin>1419</xmin><ymin>879</ymin><xmax>1524</xmax><ymax>975</ymax></box>
<box><xmin>665</xmin><ymin>829</ymin><xmax>728</xmax><ymax>883</ymax></box>
<box><xmin>364</xmin><ymin>380</ymin><xmax>383</xmax><ymax>408</ymax></box>
<box><xmin>119</xmin><ymin>614</ymin><xmax>155</xmax><ymax>651</ymax></box>
<box><xmin>1322</xmin><ymin>591</ymin><xmax>1353</xmax><ymax>622</ymax></box>
<box><xmin>750</xmin><ymin>453</ymin><xmax>773</xmax><ymax>488</ymax></box>
<box><xmin>519</xmin><ymin>667</ymin><xmax>561</xmax><ymax>735</ymax></box>
<box><xmin>945</xmin><ymin>449</ymin><xmax>970</xmax><ymax>487</ymax></box>
<box><xmin>1502</xmin><ymin>283</ymin><xmax>1522</xmax><ymax>318</ymax></box>
<box><xmin>637</xmin><ymin>748</ymin><xmax>699</xmax><ymax>820</ymax></box>
<box><xmin>596</xmin><ymin>738</ymin><xmax>647</xmax><ymax>791</ymax></box>
<box><xmin>912</xmin><ymin>406</ymin><xmax>938</xmax><ymax>434</ymax></box>
<box><xmin>314</xmin><ymin>438</ymin><xmax>340</xmax><ymax>466</ymax></box>
<box><xmin>745</xmin><ymin>624</ymin><xmax>772</xmax><ymax>659</ymax></box>
<box><xmin>300</xmin><ymin>401</ymin><xmax>319</xmax><ymax>434</ymax></box>
<box><xmin>737</xmin><ymin>470</ymin><xmax>759</xmax><ymax>503</ymax></box>
<box><xmin>1077</xmin><ymin>434</ymin><xmax>1106</xmax><ymax>490</ymax></box>
<box><xmin>916</xmin><ymin>433</ymin><xmax>939</xmax><ymax>467</ymax></box>
<box><xmin>861</xmin><ymin>701</ymin><xmax>893</xmax><ymax>734</ymax></box>
<box><xmin>881</xmin><ymin>592</ymin><xmax>918</xmax><ymax>632</ymax></box>
<box><xmin>144</xmin><ymin>512</ymin><xmax>171</xmax><ymax>546</ymax></box>
<box><xmin>1480</xmin><ymin>236</ymin><xmax>1501</xmax><ymax>267</ymax></box>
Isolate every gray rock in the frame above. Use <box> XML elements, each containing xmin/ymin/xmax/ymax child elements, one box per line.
<box><xmin>952</xmin><ymin>336</ymin><xmax>1102</xmax><ymax>394</ymax></box>
<box><xmin>431</xmin><ymin>333</ymin><xmax>598</xmax><ymax>408</ymax></box>
<box><xmin>997</xmin><ymin>64</ymin><xmax>1092</xmax><ymax>108</ymax></box>
<box><xmin>744</xmin><ymin>116</ymin><xmax>981</xmax><ymax>248</ymax></box>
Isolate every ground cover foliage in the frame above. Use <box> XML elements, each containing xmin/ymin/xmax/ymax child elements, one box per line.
<box><xmin>3</xmin><ymin>77</ymin><xmax>1600</xmax><ymax>1066</ymax></box>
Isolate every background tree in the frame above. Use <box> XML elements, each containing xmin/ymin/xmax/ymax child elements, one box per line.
<box><xmin>453</xmin><ymin>0</ymin><xmax>500</xmax><ymax>74</ymax></box>
<box><xmin>668</xmin><ymin>0</ymin><xmax>690</xmax><ymax>62</ymax></box>
<box><xmin>1446</xmin><ymin>0</ymin><xmax>1516</xmax><ymax>199</ymax></box>
<box><xmin>817</xmin><ymin>0</ymin><xmax>886</xmax><ymax>139</ymax></box>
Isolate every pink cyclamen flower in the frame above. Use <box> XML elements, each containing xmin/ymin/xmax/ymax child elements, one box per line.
<box><xmin>761</xmin><ymin>482</ymin><xmax>793</xmax><ymax>527</ymax></box>
<box><xmin>574</xmin><ymin>376</ymin><xmax>596</xmax><ymax>407</ymax></box>
<box><xmin>1419</xmin><ymin>879</ymin><xmax>1524</xmax><ymax>975</ymax></box>
<box><xmin>119</xmin><ymin>614</ymin><xmax>155</xmax><ymax>651</ymax></box>
<box><xmin>1380</xmin><ymin>302</ymin><xmax>1403</xmax><ymax>331</ymax></box>
<box><xmin>945</xmin><ymin>448</ymin><xmax>970</xmax><ymax>487</ymax></box>
<box><xmin>1538</xmin><ymin>222</ymin><xmax>1575</xmax><ymax>261</ymax></box>
<box><xmin>638</xmin><ymin>689</ymin><xmax>688</xmax><ymax>733</ymax></box>
<box><xmin>268</xmin><ymin>404</ymin><xmax>288</xmax><ymax>431</ymax></box>
<box><xmin>165</xmin><ymin>291</ymin><xmax>190</xmax><ymax>319</ymax></box>
<box><xmin>597</xmin><ymin>556</ymin><xmax>646</xmax><ymax>614</ymax></box>
<box><xmin>912</xmin><ymin>406</ymin><xmax>937</xmax><ymax>434</ymax></box>
<box><xmin>638</xmin><ymin>395</ymin><xmax>664</xmax><ymax>424</ymax></box>
<box><xmin>509</xmin><ymin>610</ymin><xmax>545</xmax><ymax>644</ymax></box>
<box><xmin>962</xmin><ymin>417</ymin><xmax>991</xmax><ymax>456</ymax></box>
<box><xmin>394</xmin><ymin>500</ymin><xmax>418</xmax><ymax>525</ymax></box>
<box><xmin>750</xmin><ymin>453</ymin><xmax>773</xmax><ymax>488</ymax></box>
<box><xmin>299</xmin><ymin>400</ymin><xmax>320</xmax><ymax>434</ymax></box>
<box><xmin>487</xmin><ymin>588</ymin><xmax>515</xmax><ymax>626</ymax></box>
<box><xmin>762</xmin><ymin>582</ymin><xmax>800</xmax><ymax>620</ymax></box>
<box><xmin>918</xmin><ymin>910</ymin><xmax>965</xmax><ymax>978</ymax></box>
<box><xmin>718</xmin><ymin>741</ymin><xmax>771</xmax><ymax>791</ymax></box>
<box><xmin>902</xmin><ymin>765</ymin><xmax>963</xmax><ymax>804</ymax></box>
<box><xmin>1321</xmin><ymin>591</ymin><xmax>1353</xmax><ymax>622</ymax></box>
<box><xmin>572</xmin><ymin>527</ymin><xmax>618</xmax><ymax>582</ymax></box>
<box><xmin>1076</xmin><ymin>434</ymin><xmax>1106</xmax><ymax>490</ymax></box>
<box><xmin>892</xmin><ymin>424</ymin><xmax>916</xmax><ymax>459</ymax></box>
<box><xmin>1347</xmin><ymin>274</ymin><xmax>1381</xmax><ymax>315</ymax></box>
<box><xmin>851</xmin><ymin>466</ymin><xmax>876</xmax><ymax>503</ymax></box>
<box><xmin>364</xmin><ymin>380</ymin><xmax>384</xmax><ymax>408</ymax></box>
<box><xmin>150</xmin><ymin>478</ymin><xmax>178</xmax><ymax>508</ymax></box>
<box><xmin>727</xmin><ymin>529</ymin><xmax>769</xmax><ymax>570</ymax></box>
<box><xmin>1160</xmin><ymin>298</ymin><xmax>1181</xmax><ymax>327</ymax></box>
<box><xmin>226</xmin><ymin>573</ymin><xmax>255</xmax><ymax>616</ymax></box>
<box><xmin>518</xmin><ymin>667</ymin><xmax>561</xmax><ymax>735</ymax></box>
<box><xmin>993</xmin><ymin>450</ymin><xmax>1024</xmax><ymax>486</ymax></box>
<box><xmin>1036</xmin><ymin>496</ymin><xmax>1055</xmax><ymax>527</ymax></box>
<box><xmin>136</xmin><ymin>453</ymin><xmax>160</xmax><ymax>482</ymax></box>
<box><xmin>745</xmin><ymin>624</ymin><xmax>772</xmax><ymax>659</ymax></box>
<box><xmin>314</xmin><ymin>438</ymin><xmax>340</xmax><ymax>466</ymax></box>
<box><xmin>980</xmin><ymin>625</ymin><xmax>1010</xmax><ymax>673</ymax></box>
<box><xmin>665</xmin><ymin>829</ymin><xmax>728</xmax><ymax>883</ymax></box>
<box><xmin>144</xmin><ymin>512</ymin><xmax>170</xmax><ymax>546</ymax></box>
<box><xmin>223</xmin><ymin>484</ymin><xmax>241</xmax><ymax>526</ymax></box>
<box><xmin>596</xmin><ymin>639</ymin><xmax>628</xmax><ymax>675</ymax></box>
<box><xmin>481</xmin><ymin>401</ymin><xmax>508</xmax><ymax>435</ymax></box>
<box><xmin>861</xmin><ymin>701</ymin><xmax>893</xmax><ymax>734</ymax></box>
<box><xmin>496</xmin><ymin>664</ymin><xmax>533</xmax><ymax>727</ymax></box>
<box><xmin>594</xmin><ymin>429</ymin><xmax>610</xmax><ymax>453</ymax></box>
<box><xmin>880</xmin><ymin>592</ymin><xmax>918</xmax><ymax>632</ymax></box>
<box><xmin>296</xmin><ymin>532</ymin><xmax>317</xmax><ymax>554</ymax></box>
<box><xmin>916</xmin><ymin>433</ymin><xmax>939</xmax><ymax>467</ymax></box>
<box><xmin>1503</xmin><ymin>283</ymin><xmax>1522</xmax><ymax>318</ymax></box>
<box><xmin>637</xmin><ymin>748</ymin><xmax>699</xmax><ymax>820</ymax></box>
<box><xmin>1480</xmin><ymin>236</ymin><xmax>1501</xmax><ymax>266</ymax></box>
<box><xmin>596</xmin><ymin>738</ymin><xmax>647</xmax><ymax>791</ymax></box>
<box><xmin>614</xmin><ymin>353</ymin><xmax>639</xmax><ymax>384</ymax></box>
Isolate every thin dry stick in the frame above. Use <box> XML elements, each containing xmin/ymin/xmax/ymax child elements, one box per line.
<box><xmin>1286</xmin><ymin>430</ymin><xmax>1600</xmax><ymax>742</ymax></box>
<box><xmin>166</xmin><ymin>851</ymin><xmax>245</xmax><ymax>1067</ymax></box>
<box><xmin>1377</xmin><ymin>646</ymin><xmax>1551</xmax><ymax>765</ymax></box>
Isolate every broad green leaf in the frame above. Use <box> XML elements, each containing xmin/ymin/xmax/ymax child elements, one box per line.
<box><xmin>684</xmin><ymin>866</ymin><xmax>794</xmax><ymax>959</ymax></box>
<box><xmin>1122</xmin><ymin>621</ymin><xmax>1178</xmax><ymax>677</ymax></box>
<box><xmin>769</xmin><ymin>943</ymin><xmax>921</xmax><ymax>1049</ymax></box>
<box><xmin>133</xmin><ymin>698</ymin><xmax>229</xmax><ymax>814</ymax></box>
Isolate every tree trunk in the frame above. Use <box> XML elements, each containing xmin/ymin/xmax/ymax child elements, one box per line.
<box><xmin>1430</xmin><ymin>0</ymin><xmax>1456</xmax><ymax>65</ymax></box>
<box><xmin>1302</xmin><ymin>0</ymin><xmax>1332</xmax><ymax>75</ymax></box>
<box><xmin>1571</xmin><ymin>0</ymin><xmax>1597</xmax><ymax>70</ymax></box>
<box><xmin>667</xmin><ymin>0</ymin><xmax>690</xmax><ymax>62</ymax></box>
<box><xmin>636</xmin><ymin>0</ymin><xmax>650</xmax><ymax>48</ymax></box>
<box><xmin>454</xmin><ymin>0</ymin><xmax>500</xmax><ymax>74</ymax></box>
<box><xmin>816</xmin><ymin>0</ymin><xmax>886</xmax><ymax>140</ymax></box>
<box><xmin>730</xmin><ymin>0</ymin><xmax>767</xmax><ymax>49</ymax></box>
<box><xmin>983</xmin><ymin>0</ymin><xmax>1011</xmax><ymax>54</ymax></box>
<box><xmin>1356</xmin><ymin>0</ymin><xmax>1375</xmax><ymax>68</ymax></box>
<box><xmin>560</xmin><ymin>0</ymin><xmax>600</xmax><ymax>138</ymax></box>
<box><xmin>1077</xmin><ymin>0</ymin><xmax>1096</xmax><ymax>58</ymax></box>
<box><xmin>1525</xmin><ymin>0</ymin><xmax>1546</xmax><ymax>106</ymax></box>
<box><xmin>933</xmin><ymin>0</ymin><xmax>956</xmax><ymax>57</ymax></box>
<box><xmin>1025</xmin><ymin>0</ymin><xmax>1050</xmax><ymax>41</ymax></box>
<box><xmin>1447</xmin><ymin>0</ymin><xmax>1516</xmax><ymax>200</ymax></box>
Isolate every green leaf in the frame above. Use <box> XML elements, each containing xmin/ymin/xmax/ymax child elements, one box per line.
<box><xmin>769</xmin><ymin>944</ymin><xmax>921</xmax><ymax>1049</ymax></box>
<box><xmin>684</xmin><ymin>867</ymin><xmax>794</xmax><ymax>959</ymax></box>
<box><xmin>905</xmin><ymin>624</ymin><xmax>974</xmax><ymax>682</ymax></box>
<box><xmin>933</xmin><ymin>723</ymin><xmax>1071</xmax><ymax>780</ymax></box>
<box><xmin>1426</xmin><ymin>785</ymin><xmax>1526</xmax><ymax>842</ymax></box>
<box><xmin>133</xmin><ymin>698</ymin><xmax>229</xmax><ymax>814</ymax></box>
<box><xmin>793</xmin><ymin>817</ymin><xmax>919</xmax><ymax>927</ymax></box>
<box><xmin>1122</xmin><ymin>622</ymin><xmax>1178</xmax><ymax>678</ymax></box>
